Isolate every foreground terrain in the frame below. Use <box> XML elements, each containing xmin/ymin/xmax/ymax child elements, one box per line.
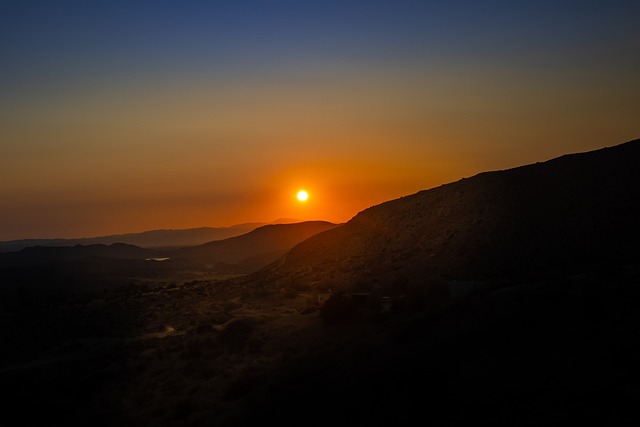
<box><xmin>2</xmin><ymin>140</ymin><xmax>639</xmax><ymax>425</ymax></box>
<box><xmin>3</xmin><ymin>265</ymin><xmax>639</xmax><ymax>426</ymax></box>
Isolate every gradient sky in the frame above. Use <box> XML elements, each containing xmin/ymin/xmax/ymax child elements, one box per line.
<box><xmin>1</xmin><ymin>0</ymin><xmax>639</xmax><ymax>240</ymax></box>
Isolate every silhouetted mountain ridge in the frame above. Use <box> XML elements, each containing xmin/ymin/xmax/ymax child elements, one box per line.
<box><xmin>265</xmin><ymin>139</ymin><xmax>640</xmax><ymax>288</ymax></box>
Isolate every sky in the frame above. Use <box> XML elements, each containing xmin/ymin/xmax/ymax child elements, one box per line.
<box><xmin>1</xmin><ymin>0</ymin><xmax>639</xmax><ymax>240</ymax></box>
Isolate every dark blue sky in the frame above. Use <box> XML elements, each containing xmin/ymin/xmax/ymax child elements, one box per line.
<box><xmin>3</xmin><ymin>1</ymin><xmax>638</xmax><ymax>85</ymax></box>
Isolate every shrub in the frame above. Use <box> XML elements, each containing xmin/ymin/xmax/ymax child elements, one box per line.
<box><xmin>406</xmin><ymin>279</ymin><xmax>449</xmax><ymax>312</ymax></box>
<box><xmin>218</xmin><ymin>318</ymin><xmax>255</xmax><ymax>350</ymax></box>
<box><xmin>320</xmin><ymin>292</ymin><xmax>356</xmax><ymax>325</ymax></box>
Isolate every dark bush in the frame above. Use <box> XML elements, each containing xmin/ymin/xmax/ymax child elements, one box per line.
<box><xmin>406</xmin><ymin>279</ymin><xmax>449</xmax><ymax>312</ymax></box>
<box><xmin>218</xmin><ymin>318</ymin><xmax>255</xmax><ymax>349</ymax></box>
<box><xmin>194</xmin><ymin>321</ymin><xmax>215</xmax><ymax>335</ymax></box>
<box><xmin>320</xmin><ymin>292</ymin><xmax>356</xmax><ymax>325</ymax></box>
<box><xmin>223</xmin><ymin>374</ymin><xmax>263</xmax><ymax>401</ymax></box>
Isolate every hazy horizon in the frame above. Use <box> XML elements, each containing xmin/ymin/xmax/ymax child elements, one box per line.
<box><xmin>0</xmin><ymin>217</ymin><xmax>329</xmax><ymax>242</ymax></box>
<box><xmin>2</xmin><ymin>0</ymin><xmax>638</xmax><ymax>240</ymax></box>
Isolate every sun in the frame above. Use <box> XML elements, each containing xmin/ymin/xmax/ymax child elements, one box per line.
<box><xmin>297</xmin><ymin>190</ymin><xmax>309</xmax><ymax>202</ymax></box>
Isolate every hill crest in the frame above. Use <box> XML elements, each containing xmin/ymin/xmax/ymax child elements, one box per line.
<box><xmin>262</xmin><ymin>139</ymin><xmax>640</xmax><ymax>289</ymax></box>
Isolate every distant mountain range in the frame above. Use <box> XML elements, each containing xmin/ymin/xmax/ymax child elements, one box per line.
<box><xmin>262</xmin><ymin>139</ymin><xmax>640</xmax><ymax>290</ymax></box>
<box><xmin>0</xmin><ymin>221</ymin><xmax>339</xmax><ymax>286</ymax></box>
<box><xmin>0</xmin><ymin>220</ymin><xmax>303</xmax><ymax>253</ymax></box>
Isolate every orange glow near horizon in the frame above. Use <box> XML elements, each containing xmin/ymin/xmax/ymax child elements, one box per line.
<box><xmin>1</xmin><ymin>24</ymin><xmax>638</xmax><ymax>240</ymax></box>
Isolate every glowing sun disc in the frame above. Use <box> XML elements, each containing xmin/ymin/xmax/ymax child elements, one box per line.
<box><xmin>297</xmin><ymin>190</ymin><xmax>309</xmax><ymax>202</ymax></box>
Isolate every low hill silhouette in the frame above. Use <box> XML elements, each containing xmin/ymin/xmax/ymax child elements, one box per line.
<box><xmin>0</xmin><ymin>243</ymin><xmax>158</xmax><ymax>266</ymax></box>
<box><xmin>173</xmin><ymin>221</ymin><xmax>339</xmax><ymax>272</ymax></box>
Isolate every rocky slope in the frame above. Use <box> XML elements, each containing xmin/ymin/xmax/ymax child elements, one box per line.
<box><xmin>265</xmin><ymin>139</ymin><xmax>640</xmax><ymax>291</ymax></box>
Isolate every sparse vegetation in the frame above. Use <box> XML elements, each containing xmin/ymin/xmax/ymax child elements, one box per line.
<box><xmin>218</xmin><ymin>317</ymin><xmax>256</xmax><ymax>350</ymax></box>
<box><xmin>320</xmin><ymin>292</ymin><xmax>357</xmax><ymax>324</ymax></box>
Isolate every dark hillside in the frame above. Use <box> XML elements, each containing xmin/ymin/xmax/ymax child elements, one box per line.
<box><xmin>267</xmin><ymin>140</ymin><xmax>640</xmax><ymax>290</ymax></box>
<box><xmin>228</xmin><ymin>140</ymin><xmax>640</xmax><ymax>426</ymax></box>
